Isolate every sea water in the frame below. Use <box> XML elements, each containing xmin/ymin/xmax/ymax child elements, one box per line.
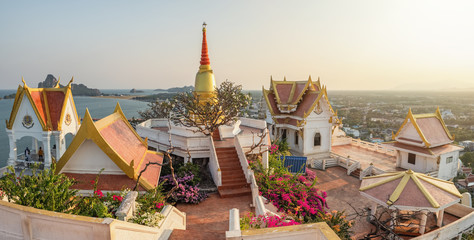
<box><xmin>0</xmin><ymin>93</ymin><xmax>149</xmax><ymax>167</ymax></box>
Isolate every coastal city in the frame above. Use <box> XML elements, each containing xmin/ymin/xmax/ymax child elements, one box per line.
<box><xmin>1</xmin><ymin>1</ymin><xmax>474</xmax><ymax>240</ymax></box>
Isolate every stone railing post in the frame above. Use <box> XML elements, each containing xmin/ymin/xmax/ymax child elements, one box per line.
<box><xmin>226</xmin><ymin>208</ymin><xmax>241</xmax><ymax>239</ymax></box>
<box><xmin>116</xmin><ymin>191</ymin><xmax>138</xmax><ymax>221</ymax></box>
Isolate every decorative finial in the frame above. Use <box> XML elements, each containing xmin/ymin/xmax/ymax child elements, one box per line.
<box><xmin>22</xmin><ymin>77</ymin><xmax>26</xmax><ymax>86</ymax></box>
<box><xmin>200</xmin><ymin>22</ymin><xmax>210</xmax><ymax>66</ymax></box>
<box><xmin>284</xmin><ymin>76</ymin><xmax>286</xmax><ymax>81</ymax></box>
<box><xmin>68</xmin><ymin>77</ymin><xmax>74</xmax><ymax>85</ymax></box>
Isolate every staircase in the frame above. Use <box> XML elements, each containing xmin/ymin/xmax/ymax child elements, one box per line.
<box><xmin>350</xmin><ymin>168</ymin><xmax>361</xmax><ymax>179</ymax></box>
<box><xmin>215</xmin><ymin>147</ymin><xmax>251</xmax><ymax>198</ymax></box>
<box><xmin>212</xmin><ymin>128</ymin><xmax>221</xmax><ymax>141</ymax></box>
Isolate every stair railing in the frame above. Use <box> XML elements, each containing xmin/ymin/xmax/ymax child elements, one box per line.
<box><xmin>359</xmin><ymin>164</ymin><xmax>374</xmax><ymax>180</ymax></box>
<box><xmin>347</xmin><ymin>161</ymin><xmax>360</xmax><ymax>175</ymax></box>
<box><xmin>208</xmin><ymin>137</ymin><xmax>222</xmax><ymax>187</ymax></box>
<box><xmin>235</xmin><ymin>136</ymin><xmax>251</xmax><ymax>183</ymax></box>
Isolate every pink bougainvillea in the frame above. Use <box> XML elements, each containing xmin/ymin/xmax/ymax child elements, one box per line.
<box><xmin>240</xmin><ymin>213</ymin><xmax>300</xmax><ymax>230</ymax></box>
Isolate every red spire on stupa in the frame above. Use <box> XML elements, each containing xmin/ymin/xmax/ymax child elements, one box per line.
<box><xmin>200</xmin><ymin>22</ymin><xmax>210</xmax><ymax>66</ymax></box>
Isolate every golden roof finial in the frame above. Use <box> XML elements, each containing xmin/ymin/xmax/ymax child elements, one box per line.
<box><xmin>308</xmin><ymin>75</ymin><xmax>312</xmax><ymax>82</ymax></box>
<box><xmin>21</xmin><ymin>77</ymin><xmax>27</xmax><ymax>87</ymax></box>
<box><xmin>284</xmin><ymin>76</ymin><xmax>286</xmax><ymax>81</ymax></box>
<box><xmin>68</xmin><ymin>77</ymin><xmax>74</xmax><ymax>86</ymax></box>
<box><xmin>55</xmin><ymin>77</ymin><xmax>61</xmax><ymax>88</ymax></box>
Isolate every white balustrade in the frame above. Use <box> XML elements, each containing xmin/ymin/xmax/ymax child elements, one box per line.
<box><xmin>208</xmin><ymin>137</ymin><xmax>222</xmax><ymax>186</ymax></box>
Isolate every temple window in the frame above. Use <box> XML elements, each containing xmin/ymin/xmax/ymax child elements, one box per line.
<box><xmin>294</xmin><ymin>131</ymin><xmax>298</xmax><ymax>145</ymax></box>
<box><xmin>314</xmin><ymin>133</ymin><xmax>321</xmax><ymax>146</ymax></box>
<box><xmin>282</xmin><ymin>129</ymin><xmax>287</xmax><ymax>140</ymax></box>
<box><xmin>446</xmin><ymin>156</ymin><xmax>453</xmax><ymax>164</ymax></box>
<box><xmin>408</xmin><ymin>153</ymin><xmax>416</xmax><ymax>164</ymax></box>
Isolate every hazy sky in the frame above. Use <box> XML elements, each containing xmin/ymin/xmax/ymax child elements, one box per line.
<box><xmin>1</xmin><ymin>1</ymin><xmax>474</xmax><ymax>91</ymax></box>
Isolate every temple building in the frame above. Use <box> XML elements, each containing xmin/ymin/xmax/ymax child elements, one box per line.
<box><xmin>385</xmin><ymin>108</ymin><xmax>463</xmax><ymax>180</ymax></box>
<box><xmin>6</xmin><ymin>79</ymin><xmax>80</xmax><ymax>168</ymax></box>
<box><xmin>56</xmin><ymin>103</ymin><xmax>163</xmax><ymax>191</ymax></box>
<box><xmin>263</xmin><ymin>77</ymin><xmax>340</xmax><ymax>160</ymax></box>
<box><xmin>136</xmin><ymin>24</ymin><xmax>270</xmax><ymax>197</ymax></box>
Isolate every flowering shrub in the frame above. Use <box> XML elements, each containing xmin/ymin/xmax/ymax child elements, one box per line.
<box><xmin>73</xmin><ymin>176</ymin><xmax>126</xmax><ymax>218</ymax></box>
<box><xmin>313</xmin><ymin>210</ymin><xmax>353</xmax><ymax>239</ymax></box>
<box><xmin>129</xmin><ymin>187</ymin><xmax>166</xmax><ymax>227</ymax></box>
<box><xmin>160</xmin><ymin>173</ymin><xmax>207</xmax><ymax>204</ymax></box>
<box><xmin>240</xmin><ymin>213</ymin><xmax>300</xmax><ymax>230</ymax></box>
<box><xmin>0</xmin><ymin>165</ymin><xmax>78</xmax><ymax>213</ymax></box>
<box><xmin>256</xmin><ymin>172</ymin><xmax>328</xmax><ymax>222</ymax></box>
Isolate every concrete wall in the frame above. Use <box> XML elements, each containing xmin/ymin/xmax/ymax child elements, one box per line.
<box><xmin>438</xmin><ymin>151</ymin><xmax>459</xmax><ymax>180</ymax></box>
<box><xmin>0</xmin><ymin>199</ymin><xmax>186</xmax><ymax>240</ymax></box>
<box><xmin>399</xmin><ymin>152</ymin><xmax>436</xmax><ymax>173</ymax></box>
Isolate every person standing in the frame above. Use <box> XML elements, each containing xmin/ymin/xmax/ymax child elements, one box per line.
<box><xmin>25</xmin><ymin>147</ymin><xmax>30</xmax><ymax>161</ymax></box>
<box><xmin>38</xmin><ymin>147</ymin><xmax>44</xmax><ymax>162</ymax></box>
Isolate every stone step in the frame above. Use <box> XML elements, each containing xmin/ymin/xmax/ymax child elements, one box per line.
<box><xmin>221</xmin><ymin>171</ymin><xmax>246</xmax><ymax>179</ymax></box>
<box><xmin>219</xmin><ymin>182</ymin><xmax>250</xmax><ymax>190</ymax></box>
<box><xmin>220</xmin><ymin>166</ymin><xmax>242</xmax><ymax>171</ymax></box>
<box><xmin>218</xmin><ymin>186</ymin><xmax>252</xmax><ymax>198</ymax></box>
<box><xmin>169</xmin><ymin>229</ymin><xmax>225</xmax><ymax>240</ymax></box>
<box><xmin>222</xmin><ymin>177</ymin><xmax>247</xmax><ymax>185</ymax></box>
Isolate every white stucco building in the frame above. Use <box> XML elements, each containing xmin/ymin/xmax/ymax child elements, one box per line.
<box><xmin>384</xmin><ymin>108</ymin><xmax>463</xmax><ymax>180</ymax></box>
<box><xmin>263</xmin><ymin>77</ymin><xmax>340</xmax><ymax>160</ymax></box>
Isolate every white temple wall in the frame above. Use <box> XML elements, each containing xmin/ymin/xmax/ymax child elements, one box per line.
<box><xmin>399</xmin><ymin>151</ymin><xmax>435</xmax><ymax>173</ymax></box>
<box><xmin>12</xmin><ymin>95</ymin><xmax>44</xmax><ymax>135</ymax></box>
<box><xmin>61</xmin><ymin>95</ymin><xmax>79</xmax><ymax>135</ymax></box>
<box><xmin>438</xmin><ymin>151</ymin><xmax>460</xmax><ymax>180</ymax></box>
<box><xmin>61</xmin><ymin>139</ymin><xmax>124</xmax><ymax>175</ymax></box>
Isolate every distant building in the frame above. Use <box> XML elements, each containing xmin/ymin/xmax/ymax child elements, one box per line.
<box><xmin>460</xmin><ymin>141</ymin><xmax>474</xmax><ymax>151</ymax></box>
<box><xmin>441</xmin><ymin>109</ymin><xmax>456</xmax><ymax>120</ymax></box>
<box><xmin>385</xmin><ymin>108</ymin><xmax>463</xmax><ymax>180</ymax></box>
<box><xmin>343</xmin><ymin>127</ymin><xmax>360</xmax><ymax>138</ymax></box>
<box><xmin>263</xmin><ymin>76</ymin><xmax>340</xmax><ymax>159</ymax></box>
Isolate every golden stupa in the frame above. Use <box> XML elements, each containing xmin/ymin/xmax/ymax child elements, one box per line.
<box><xmin>194</xmin><ymin>22</ymin><xmax>216</xmax><ymax>103</ymax></box>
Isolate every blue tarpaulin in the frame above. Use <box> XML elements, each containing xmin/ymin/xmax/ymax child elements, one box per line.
<box><xmin>280</xmin><ymin>156</ymin><xmax>307</xmax><ymax>173</ymax></box>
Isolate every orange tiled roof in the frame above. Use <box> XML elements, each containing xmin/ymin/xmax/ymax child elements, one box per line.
<box><xmin>56</xmin><ymin>103</ymin><xmax>163</xmax><ymax>190</ymax></box>
<box><xmin>360</xmin><ymin>170</ymin><xmax>461</xmax><ymax>209</ymax></box>
<box><xmin>6</xmin><ymin>80</ymin><xmax>76</xmax><ymax>131</ymax></box>
<box><xmin>263</xmin><ymin>76</ymin><xmax>339</xmax><ymax>128</ymax></box>
<box><xmin>393</xmin><ymin>108</ymin><xmax>454</xmax><ymax>148</ymax></box>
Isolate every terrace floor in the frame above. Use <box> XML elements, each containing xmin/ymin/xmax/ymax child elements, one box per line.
<box><xmin>169</xmin><ymin>193</ymin><xmax>253</xmax><ymax>239</ymax></box>
<box><xmin>332</xmin><ymin>144</ymin><xmax>399</xmax><ymax>171</ymax></box>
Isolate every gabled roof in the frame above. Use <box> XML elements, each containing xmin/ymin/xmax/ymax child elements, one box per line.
<box><xmin>56</xmin><ymin>103</ymin><xmax>163</xmax><ymax>190</ymax></box>
<box><xmin>6</xmin><ymin>78</ymin><xmax>79</xmax><ymax>131</ymax></box>
<box><xmin>392</xmin><ymin>108</ymin><xmax>454</xmax><ymax>148</ymax></box>
<box><xmin>263</xmin><ymin>76</ymin><xmax>340</xmax><ymax>128</ymax></box>
<box><xmin>360</xmin><ymin>170</ymin><xmax>461</xmax><ymax>210</ymax></box>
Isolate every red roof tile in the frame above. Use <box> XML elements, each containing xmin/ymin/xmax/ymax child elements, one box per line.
<box><xmin>45</xmin><ymin>91</ymin><xmax>66</xmax><ymax>130</ymax></box>
<box><xmin>99</xmin><ymin>119</ymin><xmax>147</xmax><ymax>169</ymax></box>
<box><xmin>384</xmin><ymin>142</ymin><xmax>463</xmax><ymax>156</ymax></box>
<box><xmin>416</xmin><ymin>117</ymin><xmax>452</xmax><ymax>146</ymax></box>
<box><xmin>29</xmin><ymin>91</ymin><xmax>48</xmax><ymax>126</ymax></box>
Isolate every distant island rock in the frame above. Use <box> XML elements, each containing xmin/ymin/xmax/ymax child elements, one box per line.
<box><xmin>130</xmin><ymin>88</ymin><xmax>144</xmax><ymax>93</ymax></box>
<box><xmin>154</xmin><ymin>85</ymin><xmax>194</xmax><ymax>92</ymax></box>
<box><xmin>37</xmin><ymin>74</ymin><xmax>101</xmax><ymax>96</ymax></box>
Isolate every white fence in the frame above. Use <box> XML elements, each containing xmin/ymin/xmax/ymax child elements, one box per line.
<box><xmin>330</xmin><ymin>153</ymin><xmax>361</xmax><ymax>175</ymax></box>
<box><xmin>209</xmin><ymin>137</ymin><xmax>222</xmax><ymax>187</ymax></box>
<box><xmin>350</xmin><ymin>138</ymin><xmax>396</xmax><ymax>156</ymax></box>
<box><xmin>0</xmin><ymin>199</ymin><xmax>186</xmax><ymax>240</ymax></box>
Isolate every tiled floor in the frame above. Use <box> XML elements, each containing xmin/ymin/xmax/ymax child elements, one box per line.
<box><xmin>169</xmin><ymin>193</ymin><xmax>253</xmax><ymax>239</ymax></box>
<box><xmin>332</xmin><ymin>144</ymin><xmax>399</xmax><ymax>171</ymax></box>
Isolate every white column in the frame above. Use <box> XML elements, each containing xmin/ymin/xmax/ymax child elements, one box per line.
<box><xmin>32</xmin><ymin>138</ymin><xmax>38</xmax><ymax>153</ymax></box>
<box><xmin>53</xmin><ymin>133</ymin><xmax>60</xmax><ymax>160</ymax></box>
<box><xmin>419</xmin><ymin>210</ymin><xmax>428</xmax><ymax>234</ymax></box>
<box><xmin>42</xmin><ymin>132</ymin><xmax>52</xmax><ymax>168</ymax></box>
<box><xmin>7</xmin><ymin>131</ymin><xmax>17</xmax><ymax>166</ymax></box>
<box><xmin>370</xmin><ymin>203</ymin><xmax>378</xmax><ymax>220</ymax></box>
<box><xmin>262</xmin><ymin>150</ymin><xmax>269</xmax><ymax>169</ymax></box>
<box><xmin>436</xmin><ymin>209</ymin><xmax>444</xmax><ymax>227</ymax></box>
<box><xmin>390</xmin><ymin>211</ymin><xmax>397</xmax><ymax>229</ymax></box>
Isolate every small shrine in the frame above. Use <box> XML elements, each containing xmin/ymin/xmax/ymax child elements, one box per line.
<box><xmin>56</xmin><ymin>103</ymin><xmax>163</xmax><ymax>191</ymax></box>
<box><xmin>263</xmin><ymin>77</ymin><xmax>340</xmax><ymax>159</ymax></box>
<box><xmin>6</xmin><ymin>78</ymin><xmax>80</xmax><ymax>168</ymax></box>
<box><xmin>360</xmin><ymin>169</ymin><xmax>462</xmax><ymax>234</ymax></box>
<box><xmin>385</xmin><ymin>108</ymin><xmax>463</xmax><ymax>180</ymax></box>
